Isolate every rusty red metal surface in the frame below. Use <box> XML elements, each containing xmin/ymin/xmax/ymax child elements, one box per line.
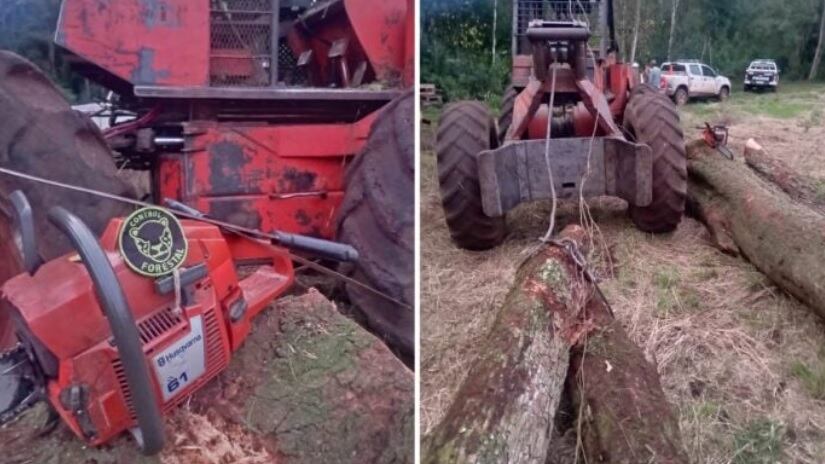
<box><xmin>156</xmin><ymin>112</ymin><xmax>377</xmax><ymax>239</ymax></box>
<box><xmin>56</xmin><ymin>0</ymin><xmax>413</xmax><ymax>92</ymax></box>
<box><xmin>56</xmin><ymin>0</ymin><xmax>211</xmax><ymax>87</ymax></box>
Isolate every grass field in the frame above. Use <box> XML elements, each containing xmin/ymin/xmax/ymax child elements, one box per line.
<box><xmin>420</xmin><ymin>82</ymin><xmax>825</xmax><ymax>463</ymax></box>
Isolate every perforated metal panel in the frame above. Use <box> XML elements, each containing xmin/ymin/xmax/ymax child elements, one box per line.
<box><xmin>513</xmin><ymin>0</ymin><xmax>605</xmax><ymax>55</ymax></box>
<box><xmin>210</xmin><ymin>0</ymin><xmax>275</xmax><ymax>86</ymax></box>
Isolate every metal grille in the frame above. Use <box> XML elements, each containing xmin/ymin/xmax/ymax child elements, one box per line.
<box><xmin>513</xmin><ymin>0</ymin><xmax>604</xmax><ymax>55</ymax></box>
<box><xmin>278</xmin><ymin>40</ymin><xmax>308</xmax><ymax>86</ymax></box>
<box><xmin>112</xmin><ymin>308</ymin><xmax>228</xmax><ymax>420</ymax></box>
<box><xmin>210</xmin><ymin>0</ymin><xmax>275</xmax><ymax>87</ymax></box>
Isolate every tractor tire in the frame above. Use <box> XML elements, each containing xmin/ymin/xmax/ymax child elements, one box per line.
<box><xmin>436</xmin><ymin>101</ymin><xmax>506</xmax><ymax>250</ymax></box>
<box><xmin>623</xmin><ymin>85</ymin><xmax>687</xmax><ymax>233</ymax></box>
<box><xmin>0</xmin><ymin>52</ymin><xmax>135</xmax><ymax>347</ymax></box>
<box><xmin>498</xmin><ymin>86</ymin><xmax>518</xmax><ymax>141</ymax></box>
<box><xmin>336</xmin><ymin>90</ymin><xmax>414</xmax><ymax>364</ymax></box>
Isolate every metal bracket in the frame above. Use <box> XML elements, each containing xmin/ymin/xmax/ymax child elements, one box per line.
<box><xmin>477</xmin><ymin>137</ymin><xmax>653</xmax><ymax>217</ymax></box>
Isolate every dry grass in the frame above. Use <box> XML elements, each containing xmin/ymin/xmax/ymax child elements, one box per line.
<box><xmin>420</xmin><ymin>84</ymin><xmax>825</xmax><ymax>463</ymax></box>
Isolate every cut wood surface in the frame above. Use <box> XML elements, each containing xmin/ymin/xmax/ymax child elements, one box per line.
<box><xmin>743</xmin><ymin>138</ymin><xmax>825</xmax><ymax>215</ymax></box>
<box><xmin>687</xmin><ymin>139</ymin><xmax>825</xmax><ymax>319</ymax></box>
<box><xmin>423</xmin><ymin>225</ymin><xmax>687</xmax><ymax>464</ymax></box>
<box><xmin>0</xmin><ymin>290</ymin><xmax>414</xmax><ymax>464</ymax></box>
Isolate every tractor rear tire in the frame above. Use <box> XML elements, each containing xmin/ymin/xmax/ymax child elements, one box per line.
<box><xmin>336</xmin><ymin>90</ymin><xmax>414</xmax><ymax>364</ymax></box>
<box><xmin>624</xmin><ymin>85</ymin><xmax>687</xmax><ymax>233</ymax></box>
<box><xmin>0</xmin><ymin>52</ymin><xmax>135</xmax><ymax>347</ymax></box>
<box><xmin>436</xmin><ymin>101</ymin><xmax>506</xmax><ymax>250</ymax></box>
<box><xmin>498</xmin><ymin>86</ymin><xmax>518</xmax><ymax>141</ymax></box>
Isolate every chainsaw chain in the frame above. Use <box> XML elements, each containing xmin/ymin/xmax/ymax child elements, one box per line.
<box><xmin>0</xmin><ymin>344</ymin><xmax>41</xmax><ymax>426</ymax></box>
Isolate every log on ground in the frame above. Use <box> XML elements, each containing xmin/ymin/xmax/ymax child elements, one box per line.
<box><xmin>569</xmin><ymin>292</ymin><xmax>688</xmax><ymax>463</ymax></box>
<box><xmin>687</xmin><ymin>139</ymin><xmax>825</xmax><ymax>319</ymax></box>
<box><xmin>743</xmin><ymin>138</ymin><xmax>825</xmax><ymax>215</ymax></box>
<box><xmin>0</xmin><ymin>289</ymin><xmax>413</xmax><ymax>464</ymax></box>
<box><xmin>423</xmin><ymin>225</ymin><xmax>687</xmax><ymax>464</ymax></box>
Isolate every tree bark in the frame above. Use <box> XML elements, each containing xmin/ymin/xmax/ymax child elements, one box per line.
<box><xmin>667</xmin><ymin>0</ymin><xmax>680</xmax><ymax>61</ymax></box>
<box><xmin>743</xmin><ymin>139</ymin><xmax>825</xmax><ymax>215</ymax></box>
<box><xmin>423</xmin><ymin>226</ymin><xmax>688</xmax><ymax>464</ymax></box>
<box><xmin>687</xmin><ymin>140</ymin><xmax>825</xmax><ymax>319</ymax></box>
<box><xmin>810</xmin><ymin>0</ymin><xmax>825</xmax><ymax>80</ymax></box>
<box><xmin>423</xmin><ymin>226</ymin><xmax>586</xmax><ymax>464</ymax></box>
<box><xmin>570</xmin><ymin>295</ymin><xmax>689</xmax><ymax>464</ymax></box>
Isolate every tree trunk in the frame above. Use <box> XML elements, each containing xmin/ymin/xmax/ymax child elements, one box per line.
<box><xmin>810</xmin><ymin>0</ymin><xmax>825</xmax><ymax>80</ymax></box>
<box><xmin>667</xmin><ymin>0</ymin><xmax>680</xmax><ymax>61</ymax></box>
<box><xmin>492</xmin><ymin>0</ymin><xmax>498</xmax><ymax>64</ymax></box>
<box><xmin>630</xmin><ymin>0</ymin><xmax>642</xmax><ymax>64</ymax></box>
<box><xmin>423</xmin><ymin>226</ymin><xmax>688</xmax><ymax>464</ymax></box>
<box><xmin>687</xmin><ymin>140</ymin><xmax>825</xmax><ymax>319</ymax></box>
<box><xmin>743</xmin><ymin>139</ymin><xmax>825</xmax><ymax>215</ymax></box>
<box><xmin>423</xmin><ymin>226</ymin><xmax>586</xmax><ymax>464</ymax></box>
<box><xmin>570</xmin><ymin>296</ymin><xmax>689</xmax><ymax>463</ymax></box>
<box><xmin>0</xmin><ymin>290</ymin><xmax>414</xmax><ymax>464</ymax></box>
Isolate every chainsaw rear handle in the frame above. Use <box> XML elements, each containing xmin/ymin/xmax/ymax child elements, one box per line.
<box><xmin>47</xmin><ymin>207</ymin><xmax>165</xmax><ymax>456</ymax></box>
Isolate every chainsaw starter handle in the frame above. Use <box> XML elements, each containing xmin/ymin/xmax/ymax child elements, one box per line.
<box><xmin>48</xmin><ymin>207</ymin><xmax>165</xmax><ymax>455</ymax></box>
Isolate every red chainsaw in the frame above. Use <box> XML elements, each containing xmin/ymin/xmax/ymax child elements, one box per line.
<box><xmin>0</xmin><ymin>191</ymin><xmax>358</xmax><ymax>455</ymax></box>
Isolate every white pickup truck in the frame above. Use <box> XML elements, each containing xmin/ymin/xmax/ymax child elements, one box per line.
<box><xmin>660</xmin><ymin>60</ymin><xmax>732</xmax><ymax>105</ymax></box>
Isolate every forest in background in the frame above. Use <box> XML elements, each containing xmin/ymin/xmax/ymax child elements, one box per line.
<box><xmin>422</xmin><ymin>0</ymin><xmax>825</xmax><ymax>103</ymax></box>
<box><xmin>0</xmin><ymin>0</ymin><xmax>94</xmax><ymax>101</ymax></box>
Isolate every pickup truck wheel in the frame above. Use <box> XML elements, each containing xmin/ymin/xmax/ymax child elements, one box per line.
<box><xmin>744</xmin><ymin>84</ymin><xmax>750</xmax><ymax>92</ymax></box>
<box><xmin>437</xmin><ymin>101</ymin><xmax>506</xmax><ymax>250</ymax></box>
<box><xmin>674</xmin><ymin>87</ymin><xmax>689</xmax><ymax>106</ymax></box>
<box><xmin>718</xmin><ymin>86</ymin><xmax>730</xmax><ymax>102</ymax></box>
<box><xmin>624</xmin><ymin>86</ymin><xmax>687</xmax><ymax>233</ymax></box>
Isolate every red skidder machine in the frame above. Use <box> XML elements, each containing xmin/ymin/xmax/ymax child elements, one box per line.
<box><xmin>437</xmin><ymin>0</ymin><xmax>687</xmax><ymax>250</ymax></box>
<box><xmin>0</xmin><ymin>0</ymin><xmax>412</xmax><ymax>453</ymax></box>
<box><xmin>0</xmin><ymin>0</ymin><xmax>413</xmax><ymax>364</ymax></box>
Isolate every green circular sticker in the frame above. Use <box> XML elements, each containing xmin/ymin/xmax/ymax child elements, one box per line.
<box><xmin>118</xmin><ymin>207</ymin><xmax>188</xmax><ymax>277</ymax></box>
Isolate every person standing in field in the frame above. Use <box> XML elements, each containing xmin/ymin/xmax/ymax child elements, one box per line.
<box><xmin>648</xmin><ymin>59</ymin><xmax>662</xmax><ymax>90</ymax></box>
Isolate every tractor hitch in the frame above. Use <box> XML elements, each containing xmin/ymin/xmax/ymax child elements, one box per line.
<box><xmin>477</xmin><ymin>136</ymin><xmax>653</xmax><ymax>217</ymax></box>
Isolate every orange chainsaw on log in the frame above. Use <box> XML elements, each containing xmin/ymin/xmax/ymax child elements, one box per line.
<box><xmin>0</xmin><ymin>191</ymin><xmax>357</xmax><ymax>455</ymax></box>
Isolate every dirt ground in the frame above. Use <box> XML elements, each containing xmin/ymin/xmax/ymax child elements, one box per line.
<box><xmin>421</xmin><ymin>83</ymin><xmax>825</xmax><ymax>463</ymax></box>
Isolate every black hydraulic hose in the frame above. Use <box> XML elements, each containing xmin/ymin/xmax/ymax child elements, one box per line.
<box><xmin>47</xmin><ymin>207</ymin><xmax>165</xmax><ymax>455</ymax></box>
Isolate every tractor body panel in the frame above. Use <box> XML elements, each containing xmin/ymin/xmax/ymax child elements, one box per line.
<box><xmin>157</xmin><ymin>114</ymin><xmax>377</xmax><ymax>238</ymax></box>
<box><xmin>54</xmin><ymin>0</ymin><xmax>413</xmax><ymax>241</ymax></box>
<box><xmin>56</xmin><ymin>0</ymin><xmax>412</xmax><ymax>93</ymax></box>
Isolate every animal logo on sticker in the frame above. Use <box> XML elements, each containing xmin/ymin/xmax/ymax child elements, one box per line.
<box><xmin>118</xmin><ymin>207</ymin><xmax>188</xmax><ymax>277</ymax></box>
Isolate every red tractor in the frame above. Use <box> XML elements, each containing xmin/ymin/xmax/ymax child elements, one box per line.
<box><xmin>0</xmin><ymin>0</ymin><xmax>414</xmax><ymax>360</ymax></box>
<box><xmin>437</xmin><ymin>0</ymin><xmax>687</xmax><ymax>250</ymax></box>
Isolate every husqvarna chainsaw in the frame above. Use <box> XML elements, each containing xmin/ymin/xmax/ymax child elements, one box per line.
<box><xmin>0</xmin><ymin>190</ymin><xmax>357</xmax><ymax>455</ymax></box>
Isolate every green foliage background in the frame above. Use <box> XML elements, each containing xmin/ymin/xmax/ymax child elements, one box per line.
<box><xmin>423</xmin><ymin>0</ymin><xmax>825</xmax><ymax>103</ymax></box>
<box><xmin>0</xmin><ymin>0</ymin><xmax>93</xmax><ymax>101</ymax></box>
